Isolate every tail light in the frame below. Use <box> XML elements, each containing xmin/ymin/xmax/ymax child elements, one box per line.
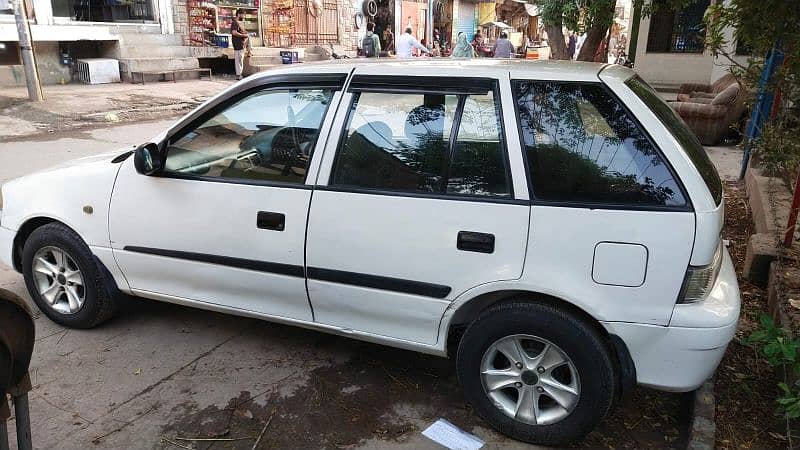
<box><xmin>678</xmin><ymin>242</ymin><xmax>723</xmax><ymax>304</ymax></box>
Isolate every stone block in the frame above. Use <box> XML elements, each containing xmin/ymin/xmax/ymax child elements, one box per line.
<box><xmin>745</xmin><ymin>166</ymin><xmax>793</xmax><ymax>236</ymax></box>
<box><xmin>744</xmin><ymin>233</ymin><xmax>780</xmax><ymax>287</ymax></box>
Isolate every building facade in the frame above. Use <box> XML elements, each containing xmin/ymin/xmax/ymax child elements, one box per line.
<box><xmin>0</xmin><ymin>0</ymin><xmax>177</xmax><ymax>85</ymax></box>
<box><xmin>0</xmin><ymin>0</ymin><xmax>497</xmax><ymax>87</ymax></box>
<box><xmin>629</xmin><ymin>0</ymin><xmax>746</xmax><ymax>88</ymax></box>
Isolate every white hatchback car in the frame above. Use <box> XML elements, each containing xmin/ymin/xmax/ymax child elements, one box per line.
<box><xmin>0</xmin><ymin>60</ymin><xmax>739</xmax><ymax>445</ymax></box>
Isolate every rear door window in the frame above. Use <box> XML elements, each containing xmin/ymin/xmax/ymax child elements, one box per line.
<box><xmin>513</xmin><ymin>80</ymin><xmax>688</xmax><ymax>208</ymax></box>
<box><xmin>331</xmin><ymin>85</ymin><xmax>511</xmax><ymax>198</ymax></box>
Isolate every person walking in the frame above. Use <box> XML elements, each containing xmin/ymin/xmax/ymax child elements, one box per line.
<box><xmin>492</xmin><ymin>32</ymin><xmax>515</xmax><ymax>58</ymax></box>
<box><xmin>231</xmin><ymin>9</ymin><xmax>249</xmax><ymax>80</ymax></box>
<box><xmin>396</xmin><ymin>27</ymin><xmax>430</xmax><ymax>58</ymax></box>
<box><xmin>451</xmin><ymin>32</ymin><xmax>475</xmax><ymax>58</ymax></box>
<box><xmin>362</xmin><ymin>22</ymin><xmax>381</xmax><ymax>58</ymax></box>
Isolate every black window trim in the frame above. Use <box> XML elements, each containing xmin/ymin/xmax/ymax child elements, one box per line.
<box><xmin>348</xmin><ymin>75</ymin><xmax>495</xmax><ymax>95</ymax></box>
<box><xmin>327</xmin><ymin>78</ymin><xmax>518</xmax><ymax>204</ymax></box>
<box><xmin>510</xmin><ymin>78</ymin><xmax>694</xmax><ymax>213</ymax></box>
<box><xmin>624</xmin><ymin>74</ymin><xmax>722</xmax><ymax>206</ymax></box>
<box><xmin>153</xmin><ymin>73</ymin><xmax>347</xmax><ymax>189</ymax></box>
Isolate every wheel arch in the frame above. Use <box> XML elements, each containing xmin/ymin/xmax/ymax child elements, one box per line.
<box><xmin>12</xmin><ymin>216</ymin><xmax>60</xmax><ymax>271</ymax></box>
<box><xmin>13</xmin><ymin>216</ymin><xmax>124</xmax><ymax>299</ymax></box>
<box><xmin>442</xmin><ymin>288</ymin><xmax>636</xmax><ymax>399</ymax></box>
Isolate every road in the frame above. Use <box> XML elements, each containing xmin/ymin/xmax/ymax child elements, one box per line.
<box><xmin>0</xmin><ymin>120</ymin><xmax>691</xmax><ymax>449</ymax></box>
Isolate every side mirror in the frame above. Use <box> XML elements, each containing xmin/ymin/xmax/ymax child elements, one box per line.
<box><xmin>133</xmin><ymin>143</ymin><xmax>163</xmax><ymax>175</ymax></box>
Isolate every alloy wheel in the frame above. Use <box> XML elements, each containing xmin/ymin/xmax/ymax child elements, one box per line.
<box><xmin>480</xmin><ymin>334</ymin><xmax>580</xmax><ymax>425</ymax></box>
<box><xmin>31</xmin><ymin>246</ymin><xmax>86</xmax><ymax>315</ymax></box>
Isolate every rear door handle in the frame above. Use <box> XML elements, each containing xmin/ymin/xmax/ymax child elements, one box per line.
<box><xmin>457</xmin><ymin>231</ymin><xmax>495</xmax><ymax>254</ymax></box>
<box><xmin>257</xmin><ymin>211</ymin><xmax>285</xmax><ymax>231</ymax></box>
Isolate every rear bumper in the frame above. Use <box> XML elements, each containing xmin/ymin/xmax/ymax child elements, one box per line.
<box><xmin>0</xmin><ymin>224</ymin><xmax>15</xmax><ymax>271</ymax></box>
<box><xmin>603</xmin><ymin>250</ymin><xmax>740</xmax><ymax>392</ymax></box>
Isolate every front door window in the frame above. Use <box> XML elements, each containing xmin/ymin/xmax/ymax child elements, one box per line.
<box><xmin>165</xmin><ymin>88</ymin><xmax>334</xmax><ymax>185</ymax></box>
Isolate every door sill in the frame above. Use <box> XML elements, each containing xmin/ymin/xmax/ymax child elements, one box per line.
<box><xmin>129</xmin><ymin>288</ymin><xmax>447</xmax><ymax>356</ymax></box>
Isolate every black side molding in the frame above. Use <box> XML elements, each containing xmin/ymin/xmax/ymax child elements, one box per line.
<box><xmin>122</xmin><ymin>246</ymin><xmax>305</xmax><ymax>278</ymax></box>
<box><xmin>307</xmin><ymin>267</ymin><xmax>451</xmax><ymax>299</ymax></box>
<box><xmin>120</xmin><ymin>246</ymin><xmax>452</xmax><ymax>299</ymax></box>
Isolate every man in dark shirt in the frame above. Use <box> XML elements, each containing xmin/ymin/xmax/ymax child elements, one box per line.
<box><xmin>231</xmin><ymin>9</ymin><xmax>249</xmax><ymax>80</ymax></box>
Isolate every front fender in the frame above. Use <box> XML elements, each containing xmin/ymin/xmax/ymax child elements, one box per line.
<box><xmin>1</xmin><ymin>151</ymin><xmax>124</xmax><ymax>248</ymax></box>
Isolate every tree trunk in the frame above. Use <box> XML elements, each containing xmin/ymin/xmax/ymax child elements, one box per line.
<box><xmin>545</xmin><ymin>23</ymin><xmax>569</xmax><ymax>60</ymax></box>
<box><xmin>576</xmin><ymin>24</ymin><xmax>610</xmax><ymax>62</ymax></box>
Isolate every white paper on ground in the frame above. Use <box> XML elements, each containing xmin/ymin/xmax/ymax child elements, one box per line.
<box><xmin>421</xmin><ymin>418</ymin><xmax>484</xmax><ymax>450</ymax></box>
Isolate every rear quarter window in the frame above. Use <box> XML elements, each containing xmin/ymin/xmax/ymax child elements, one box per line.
<box><xmin>625</xmin><ymin>75</ymin><xmax>723</xmax><ymax>206</ymax></box>
<box><xmin>512</xmin><ymin>80</ymin><xmax>688</xmax><ymax>208</ymax></box>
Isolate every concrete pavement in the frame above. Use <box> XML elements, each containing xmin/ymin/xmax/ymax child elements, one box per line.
<box><xmin>0</xmin><ymin>120</ymin><xmax>693</xmax><ymax>449</ymax></box>
<box><xmin>0</xmin><ymin>79</ymin><xmax>232</xmax><ymax>140</ymax></box>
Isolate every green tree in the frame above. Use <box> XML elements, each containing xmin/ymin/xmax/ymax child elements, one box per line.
<box><xmin>539</xmin><ymin>0</ymin><xmax>691</xmax><ymax>62</ymax></box>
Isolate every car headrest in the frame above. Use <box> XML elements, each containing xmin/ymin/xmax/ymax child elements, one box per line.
<box><xmin>353</xmin><ymin>121</ymin><xmax>394</xmax><ymax>149</ymax></box>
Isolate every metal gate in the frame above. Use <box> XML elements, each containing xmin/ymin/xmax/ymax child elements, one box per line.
<box><xmin>290</xmin><ymin>0</ymin><xmax>339</xmax><ymax>45</ymax></box>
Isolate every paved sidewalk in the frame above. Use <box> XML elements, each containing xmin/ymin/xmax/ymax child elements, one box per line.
<box><xmin>0</xmin><ymin>79</ymin><xmax>234</xmax><ymax>140</ymax></box>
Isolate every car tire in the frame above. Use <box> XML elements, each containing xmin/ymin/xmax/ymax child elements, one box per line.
<box><xmin>21</xmin><ymin>222</ymin><xmax>117</xmax><ymax>329</ymax></box>
<box><xmin>456</xmin><ymin>301</ymin><xmax>615</xmax><ymax>446</ymax></box>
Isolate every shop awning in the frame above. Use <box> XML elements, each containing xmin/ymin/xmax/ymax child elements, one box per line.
<box><xmin>480</xmin><ymin>21</ymin><xmax>512</xmax><ymax>29</ymax></box>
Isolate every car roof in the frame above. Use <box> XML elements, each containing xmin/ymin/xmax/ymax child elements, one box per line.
<box><xmin>248</xmin><ymin>59</ymin><xmax>635</xmax><ymax>84</ymax></box>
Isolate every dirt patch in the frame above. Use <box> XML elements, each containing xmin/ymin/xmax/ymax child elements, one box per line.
<box><xmin>715</xmin><ymin>181</ymin><xmax>787</xmax><ymax>449</ymax></box>
<box><xmin>0</xmin><ymin>93</ymin><xmax>206</xmax><ymax>141</ymax></box>
<box><xmin>160</xmin><ymin>339</ymin><xmax>691</xmax><ymax>449</ymax></box>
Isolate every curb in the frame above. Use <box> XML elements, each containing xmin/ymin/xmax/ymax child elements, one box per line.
<box><xmin>687</xmin><ymin>378</ymin><xmax>715</xmax><ymax>450</ymax></box>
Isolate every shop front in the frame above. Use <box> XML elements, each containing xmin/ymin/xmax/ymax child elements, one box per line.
<box><xmin>266</xmin><ymin>0</ymin><xmax>338</xmax><ymax>47</ymax></box>
<box><xmin>188</xmin><ymin>0</ymin><xmax>260</xmax><ymax>48</ymax></box>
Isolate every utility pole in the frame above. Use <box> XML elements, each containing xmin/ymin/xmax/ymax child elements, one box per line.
<box><xmin>12</xmin><ymin>0</ymin><xmax>43</xmax><ymax>101</ymax></box>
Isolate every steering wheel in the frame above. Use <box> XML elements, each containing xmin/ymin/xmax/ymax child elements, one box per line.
<box><xmin>284</xmin><ymin>105</ymin><xmax>304</xmax><ymax>176</ymax></box>
<box><xmin>266</xmin><ymin>127</ymin><xmax>306</xmax><ymax>177</ymax></box>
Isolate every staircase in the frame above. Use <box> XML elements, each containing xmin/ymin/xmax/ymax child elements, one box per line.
<box><xmin>243</xmin><ymin>45</ymin><xmax>331</xmax><ymax>75</ymax></box>
<box><xmin>108</xmin><ymin>33</ymin><xmax>202</xmax><ymax>83</ymax></box>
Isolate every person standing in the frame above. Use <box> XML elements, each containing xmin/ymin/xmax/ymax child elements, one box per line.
<box><xmin>231</xmin><ymin>9</ymin><xmax>249</xmax><ymax>80</ymax></box>
<box><xmin>472</xmin><ymin>30</ymin><xmax>483</xmax><ymax>46</ymax></box>
<box><xmin>382</xmin><ymin>27</ymin><xmax>395</xmax><ymax>54</ymax></box>
<box><xmin>451</xmin><ymin>32</ymin><xmax>475</xmax><ymax>58</ymax></box>
<box><xmin>472</xmin><ymin>30</ymin><xmax>484</xmax><ymax>56</ymax></box>
<box><xmin>492</xmin><ymin>32</ymin><xmax>515</xmax><ymax>58</ymax></box>
<box><xmin>567</xmin><ymin>32</ymin><xmax>577</xmax><ymax>60</ymax></box>
<box><xmin>396</xmin><ymin>27</ymin><xmax>430</xmax><ymax>58</ymax></box>
<box><xmin>362</xmin><ymin>22</ymin><xmax>381</xmax><ymax>58</ymax></box>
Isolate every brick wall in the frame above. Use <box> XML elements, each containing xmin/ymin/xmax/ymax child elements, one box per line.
<box><xmin>173</xmin><ymin>0</ymin><xmax>189</xmax><ymax>45</ymax></box>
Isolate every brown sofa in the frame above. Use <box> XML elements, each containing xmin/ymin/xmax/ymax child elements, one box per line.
<box><xmin>670</xmin><ymin>74</ymin><xmax>747</xmax><ymax>146</ymax></box>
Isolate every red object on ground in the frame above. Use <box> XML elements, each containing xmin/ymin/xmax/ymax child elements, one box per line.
<box><xmin>785</xmin><ymin>167</ymin><xmax>800</xmax><ymax>247</ymax></box>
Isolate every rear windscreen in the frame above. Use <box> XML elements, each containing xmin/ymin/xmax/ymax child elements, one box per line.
<box><xmin>625</xmin><ymin>75</ymin><xmax>723</xmax><ymax>206</ymax></box>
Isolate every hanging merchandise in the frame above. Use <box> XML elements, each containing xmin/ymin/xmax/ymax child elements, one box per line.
<box><xmin>188</xmin><ymin>0</ymin><xmax>260</xmax><ymax>47</ymax></box>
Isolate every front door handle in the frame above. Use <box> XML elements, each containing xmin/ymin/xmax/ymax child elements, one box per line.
<box><xmin>457</xmin><ymin>231</ymin><xmax>495</xmax><ymax>254</ymax></box>
<box><xmin>257</xmin><ymin>211</ymin><xmax>285</xmax><ymax>231</ymax></box>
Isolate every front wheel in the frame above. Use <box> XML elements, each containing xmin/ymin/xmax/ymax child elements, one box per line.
<box><xmin>22</xmin><ymin>223</ymin><xmax>117</xmax><ymax>328</ymax></box>
<box><xmin>456</xmin><ymin>301</ymin><xmax>616</xmax><ymax>446</ymax></box>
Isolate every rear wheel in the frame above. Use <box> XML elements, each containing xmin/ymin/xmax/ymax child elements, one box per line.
<box><xmin>456</xmin><ymin>301</ymin><xmax>615</xmax><ymax>446</ymax></box>
<box><xmin>22</xmin><ymin>223</ymin><xmax>117</xmax><ymax>328</ymax></box>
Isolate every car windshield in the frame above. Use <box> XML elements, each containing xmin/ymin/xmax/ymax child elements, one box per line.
<box><xmin>625</xmin><ymin>75</ymin><xmax>723</xmax><ymax>206</ymax></box>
